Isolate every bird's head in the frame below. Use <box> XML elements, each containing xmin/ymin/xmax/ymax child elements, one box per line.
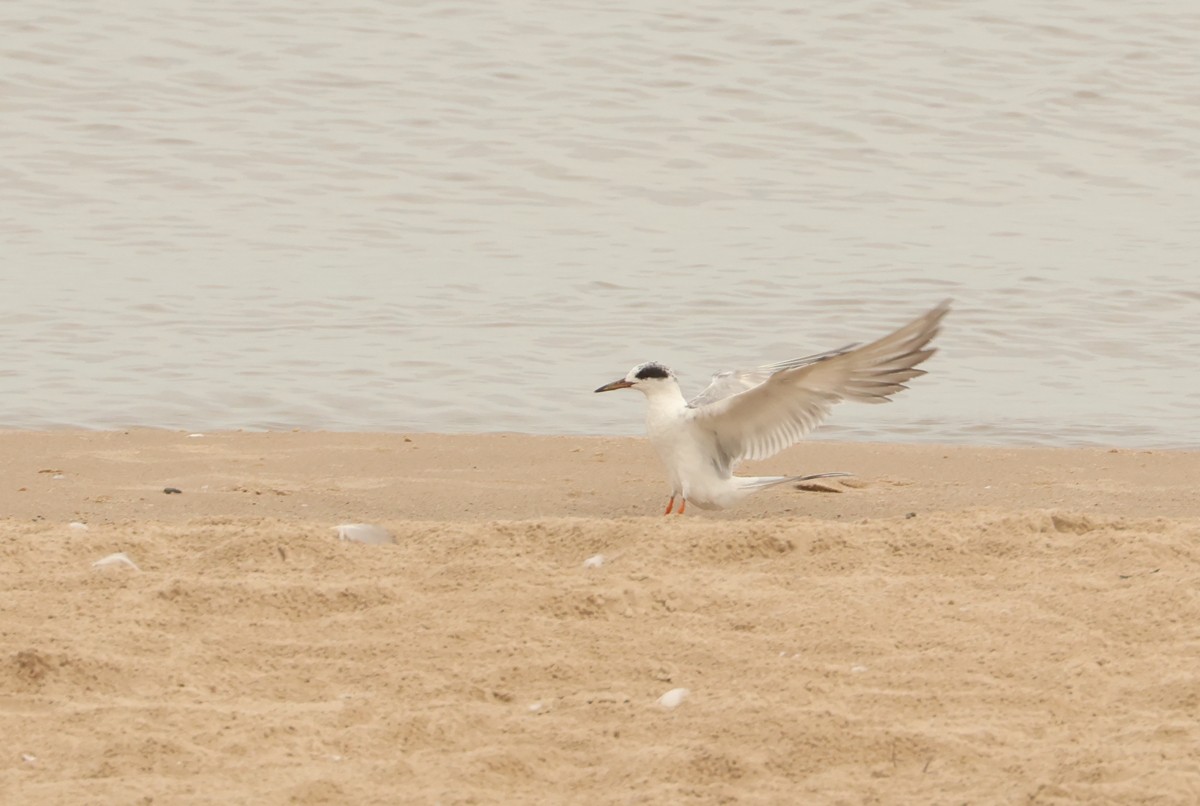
<box><xmin>594</xmin><ymin>362</ymin><xmax>677</xmax><ymax>395</ymax></box>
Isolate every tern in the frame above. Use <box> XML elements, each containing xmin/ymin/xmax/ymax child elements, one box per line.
<box><xmin>595</xmin><ymin>300</ymin><xmax>949</xmax><ymax>514</ymax></box>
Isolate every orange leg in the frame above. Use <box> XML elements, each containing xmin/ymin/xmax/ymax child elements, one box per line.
<box><xmin>664</xmin><ymin>496</ymin><xmax>675</xmax><ymax>515</ymax></box>
<box><xmin>677</xmin><ymin>499</ymin><xmax>686</xmax><ymax>515</ymax></box>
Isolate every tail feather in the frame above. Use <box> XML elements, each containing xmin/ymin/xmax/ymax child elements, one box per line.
<box><xmin>737</xmin><ymin>472</ymin><xmax>851</xmax><ymax>492</ymax></box>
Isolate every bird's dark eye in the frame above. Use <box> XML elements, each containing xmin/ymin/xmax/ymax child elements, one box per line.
<box><xmin>634</xmin><ymin>364</ymin><xmax>670</xmax><ymax>380</ymax></box>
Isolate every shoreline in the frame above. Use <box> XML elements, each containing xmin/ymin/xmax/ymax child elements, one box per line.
<box><xmin>2</xmin><ymin>429</ymin><xmax>1197</xmax><ymax>523</ymax></box>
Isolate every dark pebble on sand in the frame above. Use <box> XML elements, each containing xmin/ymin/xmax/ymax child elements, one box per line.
<box><xmin>163</xmin><ymin>487</ymin><xmax>182</xmax><ymax>494</ymax></box>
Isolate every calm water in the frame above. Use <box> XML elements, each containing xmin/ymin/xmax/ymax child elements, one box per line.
<box><xmin>3</xmin><ymin>1</ymin><xmax>1199</xmax><ymax>447</ymax></box>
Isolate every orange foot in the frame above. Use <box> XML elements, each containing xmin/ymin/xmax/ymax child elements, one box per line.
<box><xmin>677</xmin><ymin>499</ymin><xmax>686</xmax><ymax>515</ymax></box>
<box><xmin>664</xmin><ymin>496</ymin><xmax>675</xmax><ymax>515</ymax></box>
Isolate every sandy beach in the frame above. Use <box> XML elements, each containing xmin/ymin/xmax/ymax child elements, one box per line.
<box><xmin>2</xmin><ymin>430</ymin><xmax>1198</xmax><ymax>804</ymax></box>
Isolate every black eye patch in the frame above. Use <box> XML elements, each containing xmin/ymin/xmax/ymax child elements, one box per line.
<box><xmin>634</xmin><ymin>364</ymin><xmax>670</xmax><ymax>380</ymax></box>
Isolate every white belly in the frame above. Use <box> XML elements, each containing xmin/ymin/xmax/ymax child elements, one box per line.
<box><xmin>646</xmin><ymin>415</ymin><xmax>738</xmax><ymax>509</ymax></box>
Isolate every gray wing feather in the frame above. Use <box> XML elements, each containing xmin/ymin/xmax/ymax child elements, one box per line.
<box><xmin>687</xmin><ymin>300</ymin><xmax>950</xmax><ymax>465</ymax></box>
<box><xmin>687</xmin><ymin>344</ymin><xmax>858</xmax><ymax>409</ymax></box>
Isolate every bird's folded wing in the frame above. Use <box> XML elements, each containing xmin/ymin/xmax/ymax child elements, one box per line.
<box><xmin>687</xmin><ymin>300</ymin><xmax>949</xmax><ymax>464</ymax></box>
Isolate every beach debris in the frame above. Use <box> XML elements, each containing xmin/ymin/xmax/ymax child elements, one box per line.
<box><xmin>583</xmin><ymin>554</ymin><xmax>605</xmax><ymax>569</ymax></box>
<box><xmin>231</xmin><ymin>485</ymin><xmax>290</xmax><ymax>496</ymax></box>
<box><xmin>92</xmin><ymin>552</ymin><xmax>140</xmax><ymax>572</ymax></box>
<box><xmin>1118</xmin><ymin>568</ymin><xmax>1160</xmax><ymax>580</ymax></box>
<box><xmin>21</xmin><ymin>753</ymin><xmax>36</xmax><ymax>765</ymax></box>
<box><xmin>905</xmin><ymin>512</ymin><xmax>916</xmax><ymax>519</ymax></box>
<box><xmin>528</xmin><ymin>702</ymin><xmax>544</xmax><ymax>712</ymax></box>
<box><xmin>795</xmin><ymin>481</ymin><xmax>842</xmax><ymax>493</ymax></box>
<box><xmin>187</xmin><ymin>433</ymin><xmax>205</xmax><ymax>438</ymax></box>
<box><xmin>335</xmin><ymin>523</ymin><xmax>395</xmax><ymax>545</ymax></box>
<box><xmin>163</xmin><ymin>487</ymin><xmax>183</xmax><ymax>494</ymax></box>
<box><xmin>657</xmin><ymin>688</ymin><xmax>690</xmax><ymax>710</ymax></box>
<box><xmin>38</xmin><ymin>469</ymin><xmax>62</xmax><ymax>474</ymax></box>
<box><xmin>68</xmin><ymin>522</ymin><xmax>89</xmax><ymax>531</ymax></box>
<box><xmin>851</xmin><ymin>665</ymin><xmax>869</xmax><ymax>674</ymax></box>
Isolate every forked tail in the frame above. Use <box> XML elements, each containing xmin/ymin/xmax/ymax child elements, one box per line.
<box><xmin>737</xmin><ymin>472</ymin><xmax>852</xmax><ymax>492</ymax></box>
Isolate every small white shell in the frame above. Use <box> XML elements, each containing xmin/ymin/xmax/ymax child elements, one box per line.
<box><xmin>187</xmin><ymin>433</ymin><xmax>205</xmax><ymax>438</ymax></box>
<box><xmin>657</xmin><ymin>688</ymin><xmax>690</xmax><ymax>710</ymax></box>
<box><xmin>68</xmin><ymin>522</ymin><xmax>89</xmax><ymax>531</ymax></box>
<box><xmin>851</xmin><ymin>665</ymin><xmax>869</xmax><ymax>674</ymax></box>
<box><xmin>335</xmin><ymin>523</ymin><xmax>395</xmax><ymax>545</ymax></box>
<box><xmin>583</xmin><ymin>554</ymin><xmax>605</xmax><ymax>569</ymax></box>
<box><xmin>92</xmin><ymin>552</ymin><xmax>140</xmax><ymax>571</ymax></box>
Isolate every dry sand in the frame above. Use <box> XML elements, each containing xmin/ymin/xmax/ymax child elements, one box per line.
<box><xmin>2</xmin><ymin>430</ymin><xmax>1199</xmax><ymax>804</ymax></box>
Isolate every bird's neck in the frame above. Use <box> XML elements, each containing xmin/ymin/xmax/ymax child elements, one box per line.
<box><xmin>641</xmin><ymin>380</ymin><xmax>688</xmax><ymax>426</ymax></box>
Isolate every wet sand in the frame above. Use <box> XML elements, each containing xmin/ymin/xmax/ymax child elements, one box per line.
<box><xmin>3</xmin><ymin>431</ymin><xmax>1199</xmax><ymax>804</ymax></box>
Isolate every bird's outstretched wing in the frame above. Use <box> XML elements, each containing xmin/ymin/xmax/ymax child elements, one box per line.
<box><xmin>687</xmin><ymin>344</ymin><xmax>859</xmax><ymax>409</ymax></box>
<box><xmin>687</xmin><ymin>300</ymin><xmax>950</xmax><ymax>465</ymax></box>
